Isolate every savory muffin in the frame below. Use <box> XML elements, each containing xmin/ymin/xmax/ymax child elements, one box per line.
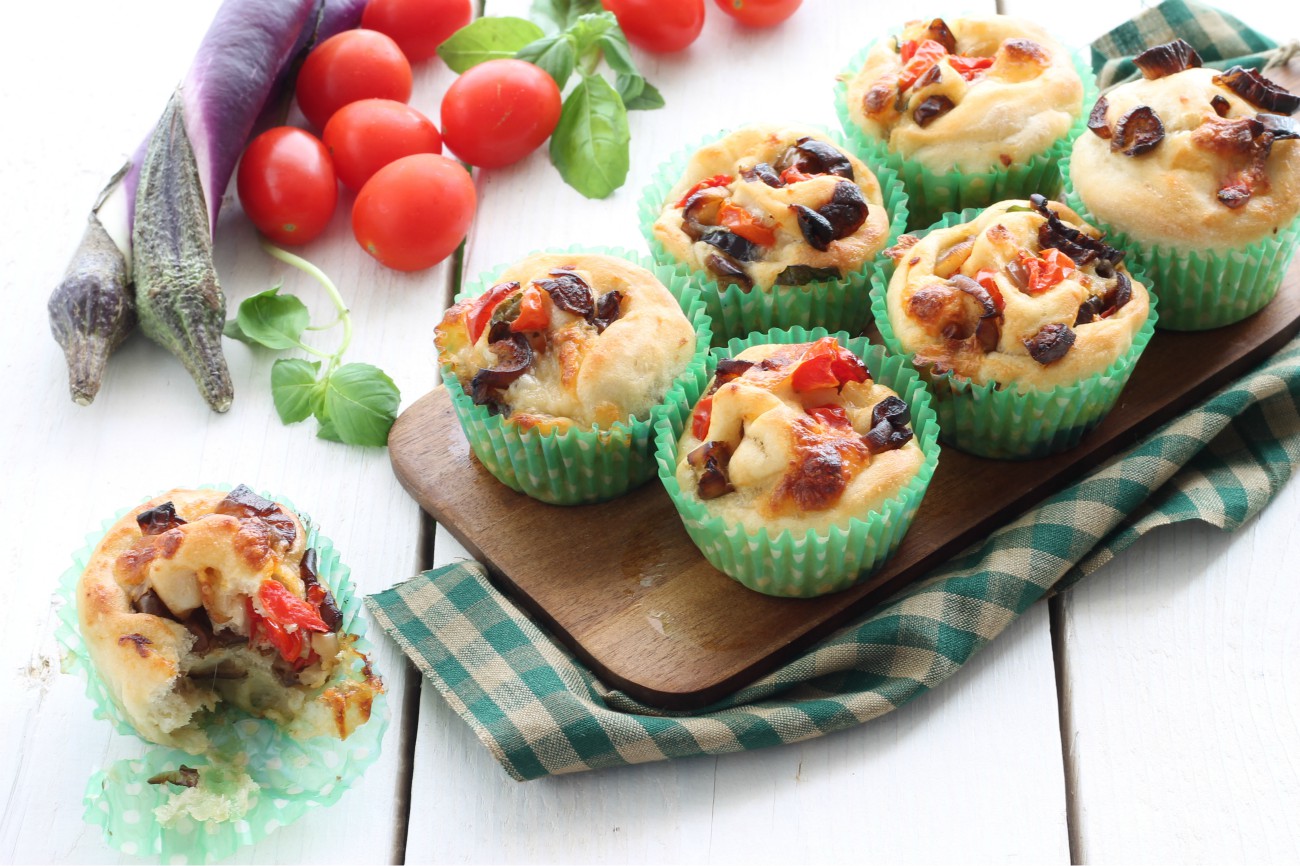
<box><xmin>77</xmin><ymin>486</ymin><xmax>382</xmax><ymax>754</ymax></box>
<box><xmin>435</xmin><ymin>253</ymin><xmax>698</xmax><ymax>432</ymax></box>
<box><xmin>844</xmin><ymin>15</ymin><xmax>1083</xmax><ymax>175</ymax></box>
<box><xmin>884</xmin><ymin>197</ymin><xmax>1150</xmax><ymax>389</ymax></box>
<box><xmin>675</xmin><ymin>337</ymin><xmax>924</xmax><ymax>538</ymax></box>
<box><xmin>1070</xmin><ymin>42</ymin><xmax>1300</xmax><ymax>251</ymax></box>
<box><xmin>650</xmin><ymin>125</ymin><xmax>894</xmax><ymax>292</ymax></box>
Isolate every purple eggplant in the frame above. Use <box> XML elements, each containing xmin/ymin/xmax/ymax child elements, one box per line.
<box><xmin>48</xmin><ymin>0</ymin><xmax>366</xmax><ymax>409</ymax></box>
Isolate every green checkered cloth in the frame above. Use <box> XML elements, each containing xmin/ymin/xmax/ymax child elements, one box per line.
<box><xmin>1091</xmin><ymin>0</ymin><xmax>1288</xmax><ymax>89</ymax></box>
<box><xmin>366</xmin><ymin>9</ymin><xmax>1300</xmax><ymax>780</ymax></box>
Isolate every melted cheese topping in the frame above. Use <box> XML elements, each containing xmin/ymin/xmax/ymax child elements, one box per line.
<box><xmin>846</xmin><ymin>15</ymin><xmax>1083</xmax><ymax>173</ymax></box>
<box><xmin>1071</xmin><ymin>66</ymin><xmax>1300</xmax><ymax>250</ymax></box>
<box><xmin>674</xmin><ymin>342</ymin><xmax>925</xmax><ymax>537</ymax></box>
<box><xmin>885</xmin><ymin>200</ymin><xmax>1150</xmax><ymax>389</ymax></box>
<box><xmin>651</xmin><ymin>125</ymin><xmax>891</xmax><ymax>290</ymax></box>
<box><xmin>436</xmin><ymin>254</ymin><xmax>697</xmax><ymax>431</ymax></box>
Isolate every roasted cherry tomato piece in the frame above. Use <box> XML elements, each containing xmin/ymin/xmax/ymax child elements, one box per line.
<box><xmin>361</xmin><ymin>0</ymin><xmax>473</xmax><ymax>63</ymax></box>
<box><xmin>898</xmin><ymin>39</ymin><xmax>949</xmax><ymax>91</ymax></box>
<box><xmin>807</xmin><ymin>404</ymin><xmax>853</xmax><ymax>429</ymax></box>
<box><xmin>466</xmin><ymin>282</ymin><xmax>520</xmax><ymax>343</ymax></box>
<box><xmin>440</xmin><ymin>59</ymin><xmax>562</xmax><ymax>169</ymax></box>
<box><xmin>718</xmin><ymin>202</ymin><xmax>777</xmax><ymax>247</ymax></box>
<box><xmin>237</xmin><ymin>127</ymin><xmax>338</xmax><ymax>246</ymax></box>
<box><xmin>323</xmin><ymin>98</ymin><xmax>443</xmax><ymax>191</ymax></box>
<box><xmin>692</xmin><ymin>396</ymin><xmax>714</xmax><ymax>440</ymax></box>
<box><xmin>509</xmin><ymin>286</ymin><xmax>552</xmax><ymax>333</ymax></box>
<box><xmin>790</xmin><ymin>338</ymin><xmax>868</xmax><ymax>393</ymax></box>
<box><xmin>602</xmin><ymin>0</ymin><xmax>704</xmax><ymax>53</ymax></box>
<box><xmin>296</xmin><ymin>29</ymin><xmax>413</xmax><ymax>130</ymax></box>
<box><xmin>713</xmin><ymin>0</ymin><xmax>801</xmax><ymax>28</ymax></box>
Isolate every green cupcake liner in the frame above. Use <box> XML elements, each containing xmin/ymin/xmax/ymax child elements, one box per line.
<box><xmin>636</xmin><ymin>126</ymin><xmax>910</xmax><ymax>346</ymax></box>
<box><xmin>54</xmin><ymin>485</ymin><xmax>388</xmax><ymax>864</ymax></box>
<box><xmin>870</xmin><ymin>207</ymin><xmax>1159</xmax><ymax>460</ymax></box>
<box><xmin>442</xmin><ymin>246</ymin><xmax>713</xmax><ymax>506</ymax></box>
<box><xmin>834</xmin><ymin>43</ymin><xmax>1099</xmax><ymax>231</ymax></box>
<box><xmin>653</xmin><ymin>326</ymin><xmax>941</xmax><ymax>598</ymax></box>
<box><xmin>1061</xmin><ymin>150</ymin><xmax>1300</xmax><ymax>331</ymax></box>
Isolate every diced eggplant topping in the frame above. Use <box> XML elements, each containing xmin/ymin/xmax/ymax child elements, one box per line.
<box><xmin>864</xmin><ymin>396</ymin><xmax>914</xmax><ymax>454</ymax></box>
<box><xmin>1111</xmin><ymin>105</ymin><xmax>1165</xmax><ymax>156</ymax></box>
<box><xmin>921</xmin><ymin>18</ymin><xmax>958</xmax><ymax>54</ymax></box>
<box><xmin>215</xmin><ymin>485</ymin><xmax>297</xmax><ymax>548</ymax></box>
<box><xmin>1211</xmin><ymin>94</ymin><xmax>1231</xmax><ymax>117</ymax></box>
<box><xmin>1133</xmin><ymin>38</ymin><xmax>1202</xmax><ymax>80</ymax></box>
<box><xmin>975</xmin><ymin>317</ymin><xmax>1001</xmax><ymax>353</ymax></box>
<box><xmin>1256</xmin><ymin>113</ymin><xmax>1299</xmax><ymax>140</ymax></box>
<box><xmin>1088</xmin><ymin>97</ymin><xmax>1112</xmax><ymax>139</ymax></box>
<box><xmin>1005</xmin><ymin>257</ymin><xmax>1029</xmax><ymax>289</ymax></box>
<box><xmin>711</xmin><ymin>358</ymin><xmax>756</xmax><ymax>391</ymax></box>
<box><xmin>949</xmin><ymin>275</ymin><xmax>999</xmax><ymax>319</ymax></box>
<box><xmin>1191</xmin><ymin>116</ymin><xmax>1281</xmax><ymax>208</ymax></box>
<box><xmin>700</xmin><ymin>227</ymin><xmax>762</xmax><ymax>262</ymax></box>
<box><xmin>934</xmin><ymin>238</ymin><xmax>975</xmax><ymax>277</ymax></box>
<box><xmin>536</xmin><ymin>271</ymin><xmax>594</xmax><ymax>317</ymax></box>
<box><xmin>148</xmin><ymin>766</ymin><xmax>200</xmax><ymax>788</ymax></box>
<box><xmin>791</xmin><ymin>205</ymin><xmax>835</xmax><ymax>252</ymax></box>
<box><xmin>133</xmin><ymin>588</ymin><xmax>175</xmax><ymax>620</ymax></box>
<box><xmin>1074</xmin><ymin>271</ymin><xmax>1132</xmax><ymax>325</ymax></box>
<box><xmin>741</xmin><ymin>162</ymin><xmax>784</xmax><ymax>188</ymax></box>
<box><xmin>1114</xmin><ymin>271</ymin><xmax>1133</xmax><ymax>310</ymax></box>
<box><xmin>687</xmin><ymin>440</ymin><xmax>734</xmax><ymax>500</ymax></box>
<box><xmin>681</xmin><ymin>187</ymin><xmax>729</xmax><ymax>240</ymax></box>
<box><xmin>864</xmin><ymin>80</ymin><xmax>898</xmax><ymax>116</ymax></box>
<box><xmin>1031</xmin><ymin>194</ymin><xmax>1126</xmax><ymax>270</ymax></box>
<box><xmin>1213</xmin><ymin>66</ymin><xmax>1300</xmax><ymax>115</ymax></box>
<box><xmin>705</xmin><ymin>252</ymin><xmax>752</xmax><ymax>290</ymax></box>
<box><xmin>775</xmin><ymin>137</ymin><xmax>854</xmax><ymax>181</ymax></box>
<box><xmin>913</xmin><ymin>95</ymin><xmax>954</xmax><ymax>128</ymax></box>
<box><xmin>136</xmin><ymin>502</ymin><xmax>186</xmax><ymax>536</ymax></box>
<box><xmin>1024</xmin><ymin>323</ymin><xmax>1076</xmax><ymax>365</ymax></box>
<box><xmin>300</xmin><ymin>548</ymin><xmax>342</xmax><ymax>633</ymax></box>
<box><xmin>820</xmin><ymin>181</ymin><xmax>870</xmax><ymax>238</ymax></box>
<box><xmin>590</xmin><ymin>291</ymin><xmax>623</xmax><ymax>333</ymax></box>
<box><xmin>915</xmin><ymin>63</ymin><xmax>943</xmax><ymax>91</ymax></box>
<box><xmin>775</xmin><ymin>265</ymin><xmax>842</xmax><ymax>286</ymax></box>
<box><xmin>469</xmin><ymin>333</ymin><xmax>533</xmax><ymax>408</ymax></box>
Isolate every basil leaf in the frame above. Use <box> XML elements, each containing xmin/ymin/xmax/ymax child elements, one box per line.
<box><xmin>518</xmin><ymin>33</ymin><xmax>577</xmax><ymax>90</ymax></box>
<box><xmin>270</xmin><ymin>358</ymin><xmax>322</xmax><ymax>424</ymax></box>
<box><xmin>569</xmin><ymin>12</ymin><xmax>616</xmax><ymax>54</ymax></box>
<box><xmin>597</xmin><ymin>30</ymin><xmax>637</xmax><ymax>75</ymax></box>
<box><xmin>323</xmin><ymin>363</ymin><xmax>401</xmax><ymax>447</ymax></box>
<box><xmin>621</xmin><ymin>78</ymin><xmax>665</xmax><ymax>110</ymax></box>
<box><xmin>549</xmin><ymin>74</ymin><xmax>630</xmax><ymax>199</ymax></box>
<box><xmin>315</xmin><ymin>416</ymin><xmax>344</xmax><ymax>443</ymax></box>
<box><xmin>229</xmin><ymin>287</ymin><xmax>309</xmax><ymax>350</ymax></box>
<box><xmin>437</xmin><ymin>17</ymin><xmax>544</xmax><ymax>73</ymax></box>
<box><xmin>531</xmin><ymin>0</ymin><xmax>602</xmax><ymax>33</ymax></box>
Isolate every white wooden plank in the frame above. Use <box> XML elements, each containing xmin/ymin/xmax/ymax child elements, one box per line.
<box><xmin>0</xmin><ymin>1</ymin><xmax>462</xmax><ymax>861</ymax></box>
<box><xmin>407</xmin><ymin>1</ymin><xmax>1070</xmax><ymax>861</ymax></box>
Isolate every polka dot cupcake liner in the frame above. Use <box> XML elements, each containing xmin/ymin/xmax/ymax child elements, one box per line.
<box><xmin>869</xmin><ymin>207</ymin><xmax>1159</xmax><ymax>460</ymax></box>
<box><xmin>54</xmin><ymin>485</ymin><xmax>388</xmax><ymax>864</ymax></box>
<box><xmin>637</xmin><ymin>126</ymin><xmax>910</xmax><ymax>346</ymax></box>
<box><xmin>442</xmin><ymin>245</ymin><xmax>713</xmax><ymax>505</ymax></box>
<box><xmin>834</xmin><ymin>44</ymin><xmax>1098</xmax><ymax>231</ymax></box>
<box><xmin>653</xmin><ymin>326</ymin><xmax>940</xmax><ymax>598</ymax></box>
<box><xmin>1061</xmin><ymin>150</ymin><xmax>1300</xmax><ymax>331</ymax></box>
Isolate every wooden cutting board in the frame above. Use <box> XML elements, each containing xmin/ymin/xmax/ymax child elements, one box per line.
<box><xmin>389</xmin><ymin>263</ymin><xmax>1300</xmax><ymax>710</ymax></box>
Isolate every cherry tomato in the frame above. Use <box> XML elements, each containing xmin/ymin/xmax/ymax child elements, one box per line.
<box><xmin>440</xmin><ymin>59</ymin><xmax>562</xmax><ymax>168</ymax></box>
<box><xmin>352</xmin><ymin>154</ymin><xmax>476</xmax><ymax>271</ymax></box>
<box><xmin>236</xmin><ymin>127</ymin><xmax>338</xmax><ymax>246</ymax></box>
<box><xmin>323</xmin><ymin>99</ymin><xmax>443</xmax><ymax>191</ymax></box>
<box><xmin>295</xmin><ymin>30</ymin><xmax>413</xmax><ymax>130</ymax></box>
<box><xmin>601</xmin><ymin>0</ymin><xmax>704</xmax><ymax>53</ymax></box>
<box><xmin>360</xmin><ymin>0</ymin><xmax>473</xmax><ymax>63</ymax></box>
<box><xmin>712</xmin><ymin>0</ymin><xmax>801</xmax><ymax>28</ymax></box>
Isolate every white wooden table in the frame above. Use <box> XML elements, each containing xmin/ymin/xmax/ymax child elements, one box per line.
<box><xmin>3</xmin><ymin>0</ymin><xmax>1298</xmax><ymax>862</ymax></box>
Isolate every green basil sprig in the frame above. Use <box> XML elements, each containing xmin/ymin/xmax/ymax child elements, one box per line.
<box><xmin>437</xmin><ymin>0</ymin><xmax>664</xmax><ymax>199</ymax></box>
<box><xmin>226</xmin><ymin>243</ymin><xmax>400</xmax><ymax>447</ymax></box>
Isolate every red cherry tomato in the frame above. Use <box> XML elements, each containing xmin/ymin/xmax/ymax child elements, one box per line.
<box><xmin>352</xmin><ymin>154</ymin><xmax>476</xmax><ymax>271</ymax></box>
<box><xmin>440</xmin><ymin>59</ymin><xmax>562</xmax><ymax>168</ymax></box>
<box><xmin>601</xmin><ymin>0</ymin><xmax>704</xmax><ymax>53</ymax></box>
<box><xmin>295</xmin><ymin>30</ymin><xmax>413</xmax><ymax>130</ymax></box>
<box><xmin>361</xmin><ymin>0</ymin><xmax>473</xmax><ymax>63</ymax></box>
<box><xmin>236</xmin><ymin>127</ymin><xmax>338</xmax><ymax>246</ymax></box>
<box><xmin>712</xmin><ymin>0</ymin><xmax>801</xmax><ymax>28</ymax></box>
<box><xmin>323</xmin><ymin>99</ymin><xmax>443</xmax><ymax>191</ymax></box>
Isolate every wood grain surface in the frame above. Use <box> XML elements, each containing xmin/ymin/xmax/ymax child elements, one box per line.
<box><xmin>393</xmin><ymin>260</ymin><xmax>1300</xmax><ymax>711</ymax></box>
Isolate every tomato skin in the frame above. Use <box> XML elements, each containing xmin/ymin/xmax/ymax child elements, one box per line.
<box><xmin>361</xmin><ymin>0</ymin><xmax>473</xmax><ymax>63</ymax></box>
<box><xmin>712</xmin><ymin>0</ymin><xmax>801</xmax><ymax>28</ymax></box>
<box><xmin>440</xmin><ymin>59</ymin><xmax>562</xmax><ymax>168</ymax></box>
<box><xmin>352</xmin><ymin>154</ymin><xmax>476</xmax><ymax>272</ymax></box>
<box><xmin>295</xmin><ymin>30</ymin><xmax>413</xmax><ymax>130</ymax></box>
<box><xmin>601</xmin><ymin>0</ymin><xmax>704</xmax><ymax>53</ymax></box>
<box><xmin>323</xmin><ymin>99</ymin><xmax>443</xmax><ymax>191</ymax></box>
<box><xmin>236</xmin><ymin>127</ymin><xmax>339</xmax><ymax>246</ymax></box>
